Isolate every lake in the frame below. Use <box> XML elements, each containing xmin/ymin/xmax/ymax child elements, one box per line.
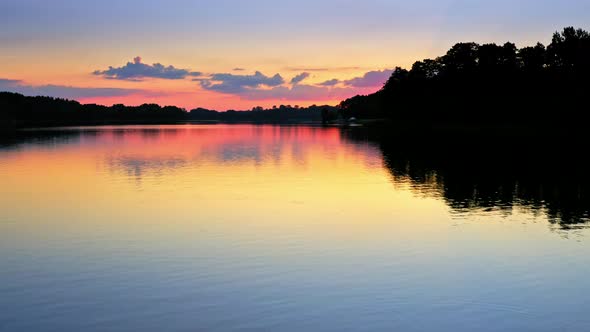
<box><xmin>1</xmin><ymin>124</ymin><xmax>589</xmax><ymax>331</ymax></box>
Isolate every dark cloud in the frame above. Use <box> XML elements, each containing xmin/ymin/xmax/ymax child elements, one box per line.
<box><xmin>0</xmin><ymin>78</ymin><xmax>144</xmax><ymax>99</ymax></box>
<box><xmin>233</xmin><ymin>68</ymin><xmax>245</xmax><ymax>71</ymax></box>
<box><xmin>93</xmin><ymin>56</ymin><xmax>201</xmax><ymax>81</ymax></box>
<box><xmin>290</xmin><ymin>72</ymin><xmax>310</xmax><ymax>84</ymax></box>
<box><xmin>0</xmin><ymin>78</ymin><xmax>21</xmax><ymax>85</ymax></box>
<box><xmin>200</xmin><ymin>71</ymin><xmax>284</xmax><ymax>94</ymax></box>
<box><xmin>343</xmin><ymin>69</ymin><xmax>394</xmax><ymax>88</ymax></box>
<box><xmin>318</xmin><ymin>79</ymin><xmax>340</xmax><ymax>86</ymax></box>
<box><xmin>197</xmin><ymin>68</ymin><xmax>395</xmax><ymax>100</ymax></box>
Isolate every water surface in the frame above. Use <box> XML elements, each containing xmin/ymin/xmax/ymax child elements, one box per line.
<box><xmin>1</xmin><ymin>125</ymin><xmax>589</xmax><ymax>331</ymax></box>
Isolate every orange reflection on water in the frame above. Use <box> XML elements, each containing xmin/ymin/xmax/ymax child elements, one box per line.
<box><xmin>0</xmin><ymin>125</ymin><xmax>450</xmax><ymax>238</ymax></box>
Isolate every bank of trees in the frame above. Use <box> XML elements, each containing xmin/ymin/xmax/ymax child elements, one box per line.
<box><xmin>0</xmin><ymin>92</ymin><xmax>337</xmax><ymax>128</ymax></box>
<box><xmin>340</xmin><ymin>27</ymin><xmax>590</xmax><ymax>126</ymax></box>
<box><xmin>188</xmin><ymin>104</ymin><xmax>336</xmax><ymax>123</ymax></box>
<box><xmin>0</xmin><ymin>92</ymin><xmax>187</xmax><ymax>128</ymax></box>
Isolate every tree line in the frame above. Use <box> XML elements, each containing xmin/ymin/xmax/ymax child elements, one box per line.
<box><xmin>339</xmin><ymin>27</ymin><xmax>590</xmax><ymax>127</ymax></box>
<box><xmin>0</xmin><ymin>92</ymin><xmax>336</xmax><ymax>129</ymax></box>
<box><xmin>0</xmin><ymin>93</ymin><xmax>188</xmax><ymax>128</ymax></box>
<box><xmin>189</xmin><ymin>104</ymin><xmax>336</xmax><ymax>123</ymax></box>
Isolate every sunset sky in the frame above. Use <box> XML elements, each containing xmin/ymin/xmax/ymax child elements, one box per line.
<box><xmin>1</xmin><ymin>0</ymin><xmax>589</xmax><ymax>110</ymax></box>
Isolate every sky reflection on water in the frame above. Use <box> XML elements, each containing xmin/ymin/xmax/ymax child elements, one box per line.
<box><xmin>1</xmin><ymin>125</ymin><xmax>589</xmax><ymax>332</ymax></box>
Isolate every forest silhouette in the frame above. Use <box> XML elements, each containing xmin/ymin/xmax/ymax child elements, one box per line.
<box><xmin>340</xmin><ymin>27</ymin><xmax>590</xmax><ymax>128</ymax></box>
<box><xmin>0</xmin><ymin>92</ymin><xmax>335</xmax><ymax>128</ymax></box>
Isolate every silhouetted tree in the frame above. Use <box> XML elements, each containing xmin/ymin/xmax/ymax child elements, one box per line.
<box><xmin>518</xmin><ymin>43</ymin><xmax>546</xmax><ymax>72</ymax></box>
<box><xmin>442</xmin><ymin>42</ymin><xmax>479</xmax><ymax>74</ymax></box>
<box><xmin>547</xmin><ymin>27</ymin><xmax>590</xmax><ymax>71</ymax></box>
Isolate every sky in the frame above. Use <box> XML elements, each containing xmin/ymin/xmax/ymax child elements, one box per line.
<box><xmin>1</xmin><ymin>0</ymin><xmax>589</xmax><ymax>110</ymax></box>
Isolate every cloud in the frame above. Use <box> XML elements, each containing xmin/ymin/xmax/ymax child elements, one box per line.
<box><xmin>0</xmin><ymin>78</ymin><xmax>21</xmax><ymax>86</ymax></box>
<box><xmin>197</xmin><ymin>68</ymin><xmax>395</xmax><ymax>101</ymax></box>
<box><xmin>200</xmin><ymin>71</ymin><xmax>346</xmax><ymax>100</ymax></box>
<box><xmin>200</xmin><ymin>71</ymin><xmax>284</xmax><ymax>94</ymax></box>
<box><xmin>233</xmin><ymin>68</ymin><xmax>245</xmax><ymax>71</ymax></box>
<box><xmin>290</xmin><ymin>72</ymin><xmax>310</xmax><ymax>84</ymax></box>
<box><xmin>318</xmin><ymin>79</ymin><xmax>340</xmax><ymax>86</ymax></box>
<box><xmin>0</xmin><ymin>78</ymin><xmax>144</xmax><ymax>99</ymax></box>
<box><xmin>93</xmin><ymin>56</ymin><xmax>201</xmax><ymax>81</ymax></box>
<box><xmin>201</xmin><ymin>81</ymin><xmax>355</xmax><ymax>101</ymax></box>
<box><xmin>343</xmin><ymin>69</ymin><xmax>393</xmax><ymax>88</ymax></box>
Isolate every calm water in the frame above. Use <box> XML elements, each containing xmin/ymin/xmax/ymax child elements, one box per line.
<box><xmin>1</xmin><ymin>125</ymin><xmax>589</xmax><ymax>332</ymax></box>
